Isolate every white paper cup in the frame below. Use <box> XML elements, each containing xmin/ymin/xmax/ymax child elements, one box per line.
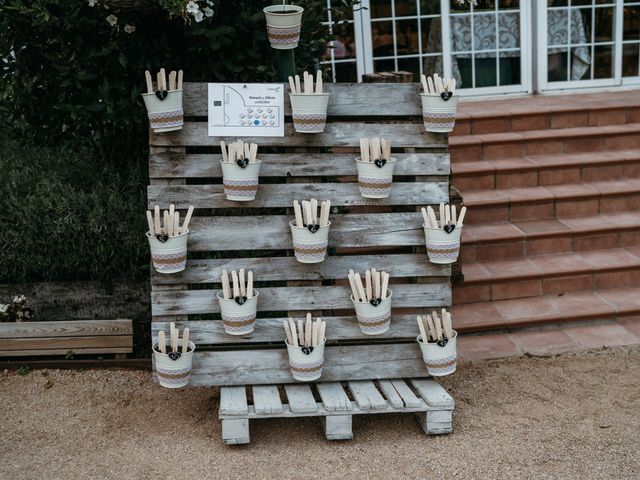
<box><xmin>220</xmin><ymin>160</ymin><xmax>262</xmax><ymax>201</ymax></box>
<box><xmin>417</xmin><ymin>332</ymin><xmax>457</xmax><ymax>376</ymax></box>
<box><xmin>289</xmin><ymin>93</ymin><xmax>330</xmax><ymax>133</ymax></box>
<box><xmin>351</xmin><ymin>290</ymin><xmax>392</xmax><ymax>335</ymax></box>
<box><xmin>286</xmin><ymin>338</ymin><xmax>325</xmax><ymax>382</ymax></box>
<box><xmin>263</xmin><ymin>5</ymin><xmax>304</xmax><ymax>49</ymax></box>
<box><xmin>217</xmin><ymin>290</ymin><xmax>259</xmax><ymax>335</ymax></box>
<box><xmin>423</xmin><ymin>224</ymin><xmax>462</xmax><ymax>264</ymax></box>
<box><xmin>142</xmin><ymin>90</ymin><xmax>184</xmax><ymax>133</ymax></box>
<box><xmin>355</xmin><ymin>157</ymin><xmax>396</xmax><ymax>199</ymax></box>
<box><xmin>421</xmin><ymin>93</ymin><xmax>458</xmax><ymax>133</ymax></box>
<box><xmin>147</xmin><ymin>230</ymin><xmax>188</xmax><ymax>274</ymax></box>
<box><xmin>290</xmin><ymin>220</ymin><xmax>330</xmax><ymax>263</ymax></box>
<box><xmin>153</xmin><ymin>340</ymin><xmax>195</xmax><ymax>388</ymax></box>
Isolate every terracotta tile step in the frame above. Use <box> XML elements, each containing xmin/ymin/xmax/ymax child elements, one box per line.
<box><xmin>454</xmin><ymin>247</ymin><xmax>640</xmax><ymax>304</ymax></box>
<box><xmin>451</xmin><ymin>149</ymin><xmax>640</xmax><ymax>192</ymax></box>
<box><xmin>460</xmin><ymin>212</ymin><xmax>640</xmax><ymax>263</ymax></box>
<box><xmin>462</xmin><ymin>179</ymin><xmax>640</xmax><ymax>225</ymax></box>
<box><xmin>450</xmin><ymin>123</ymin><xmax>640</xmax><ymax>161</ymax></box>
<box><xmin>451</xmin><ymin>286</ymin><xmax>640</xmax><ymax>333</ymax></box>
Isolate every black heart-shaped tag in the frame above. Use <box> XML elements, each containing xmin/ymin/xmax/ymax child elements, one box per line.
<box><xmin>440</xmin><ymin>91</ymin><xmax>453</xmax><ymax>101</ymax></box>
<box><xmin>234</xmin><ymin>296</ymin><xmax>247</xmax><ymax>305</ymax></box>
<box><xmin>369</xmin><ymin>298</ymin><xmax>382</xmax><ymax>307</ymax></box>
<box><xmin>301</xmin><ymin>346</ymin><xmax>314</xmax><ymax>355</ymax></box>
<box><xmin>443</xmin><ymin>224</ymin><xmax>455</xmax><ymax>234</ymax></box>
<box><xmin>437</xmin><ymin>339</ymin><xmax>449</xmax><ymax>347</ymax></box>
<box><xmin>307</xmin><ymin>224</ymin><xmax>320</xmax><ymax>233</ymax></box>
<box><xmin>168</xmin><ymin>351</ymin><xmax>182</xmax><ymax>361</ymax></box>
<box><xmin>155</xmin><ymin>90</ymin><xmax>168</xmax><ymax>100</ymax></box>
<box><xmin>374</xmin><ymin>159</ymin><xmax>387</xmax><ymax>168</ymax></box>
<box><xmin>156</xmin><ymin>233</ymin><xmax>169</xmax><ymax>243</ymax></box>
<box><xmin>236</xmin><ymin>158</ymin><xmax>249</xmax><ymax>169</ymax></box>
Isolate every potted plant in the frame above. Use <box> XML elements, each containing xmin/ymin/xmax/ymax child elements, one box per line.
<box><xmin>283</xmin><ymin>313</ymin><xmax>326</xmax><ymax>382</ymax></box>
<box><xmin>146</xmin><ymin>204</ymin><xmax>194</xmax><ymax>274</ymax></box>
<box><xmin>217</xmin><ymin>268</ymin><xmax>259</xmax><ymax>335</ymax></box>
<box><xmin>153</xmin><ymin>323</ymin><xmax>195</xmax><ymax>388</ymax></box>
<box><xmin>220</xmin><ymin>140</ymin><xmax>262</xmax><ymax>201</ymax></box>
<box><xmin>347</xmin><ymin>268</ymin><xmax>392</xmax><ymax>335</ymax></box>
<box><xmin>141</xmin><ymin>68</ymin><xmax>184</xmax><ymax>133</ymax></box>
<box><xmin>289</xmin><ymin>198</ymin><xmax>331</xmax><ymax>263</ymax></box>
<box><xmin>420</xmin><ymin>73</ymin><xmax>458</xmax><ymax>133</ymax></box>
<box><xmin>355</xmin><ymin>137</ymin><xmax>396</xmax><ymax>199</ymax></box>
<box><xmin>288</xmin><ymin>71</ymin><xmax>330</xmax><ymax>133</ymax></box>
<box><xmin>263</xmin><ymin>1</ymin><xmax>304</xmax><ymax>50</ymax></box>
<box><xmin>421</xmin><ymin>204</ymin><xmax>467</xmax><ymax>264</ymax></box>
<box><xmin>416</xmin><ymin>310</ymin><xmax>457</xmax><ymax>376</ymax></box>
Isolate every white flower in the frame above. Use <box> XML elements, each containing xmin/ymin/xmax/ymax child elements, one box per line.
<box><xmin>203</xmin><ymin>6</ymin><xmax>214</xmax><ymax>17</ymax></box>
<box><xmin>124</xmin><ymin>24</ymin><xmax>136</xmax><ymax>33</ymax></box>
<box><xmin>106</xmin><ymin>14</ymin><xmax>118</xmax><ymax>26</ymax></box>
<box><xmin>193</xmin><ymin>10</ymin><xmax>204</xmax><ymax>22</ymax></box>
<box><xmin>88</xmin><ymin>0</ymin><xmax>98</xmax><ymax>6</ymax></box>
<box><xmin>186</xmin><ymin>1</ymin><xmax>199</xmax><ymax>14</ymax></box>
<box><xmin>206</xmin><ymin>0</ymin><xmax>213</xmax><ymax>5</ymax></box>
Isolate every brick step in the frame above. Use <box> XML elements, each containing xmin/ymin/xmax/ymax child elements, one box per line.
<box><xmin>454</xmin><ymin>90</ymin><xmax>640</xmax><ymax>136</ymax></box>
<box><xmin>451</xmin><ymin>285</ymin><xmax>640</xmax><ymax>333</ymax></box>
<box><xmin>454</xmin><ymin>247</ymin><xmax>640</xmax><ymax>304</ymax></box>
<box><xmin>450</xmin><ymin>123</ymin><xmax>640</xmax><ymax>162</ymax></box>
<box><xmin>462</xmin><ymin>178</ymin><xmax>640</xmax><ymax>225</ymax></box>
<box><xmin>452</xmin><ymin>149</ymin><xmax>640</xmax><ymax>192</ymax></box>
<box><xmin>461</xmin><ymin>212</ymin><xmax>640</xmax><ymax>263</ymax></box>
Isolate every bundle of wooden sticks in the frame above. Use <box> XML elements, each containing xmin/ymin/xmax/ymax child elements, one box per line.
<box><xmin>283</xmin><ymin>313</ymin><xmax>326</xmax><ymax>347</ymax></box>
<box><xmin>220</xmin><ymin>268</ymin><xmax>255</xmax><ymax>301</ymax></box>
<box><xmin>359</xmin><ymin>137</ymin><xmax>391</xmax><ymax>164</ymax></box>
<box><xmin>417</xmin><ymin>310</ymin><xmax>454</xmax><ymax>343</ymax></box>
<box><xmin>220</xmin><ymin>140</ymin><xmax>258</xmax><ymax>164</ymax></box>
<box><xmin>144</xmin><ymin>68</ymin><xmax>183</xmax><ymax>94</ymax></box>
<box><xmin>421</xmin><ymin>203</ymin><xmax>467</xmax><ymax>230</ymax></box>
<box><xmin>348</xmin><ymin>268</ymin><xmax>390</xmax><ymax>303</ymax></box>
<box><xmin>156</xmin><ymin>322</ymin><xmax>191</xmax><ymax>354</ymax></box>
<box><xmin>146</xmin><ymin>204</ymin><xmax>194</xmax><ymax>237</ymax></box>
<box><xmin>420</xmin><ymin>73</ymin><xmax>456</xmax><ymax>96</ymax></box>
<box><xmin>292</xmin><ymin>199</ymin><xmax>331</xmax><ymax>228</ymax></box>
<box><xmin>288</xmin><ymin>70</ymin><xmax>323</xmax><ymax>95</ymax></box>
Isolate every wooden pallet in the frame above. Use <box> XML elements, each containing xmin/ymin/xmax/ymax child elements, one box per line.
<box><xmin>148</xmin><ymin>82</ymin><xmax>454</xmax><ymax>442</ymax></box>
<box><xmin>220</xmin><ymin>378</ymin><xmax>454</xmax><ymax>444</ymax></box>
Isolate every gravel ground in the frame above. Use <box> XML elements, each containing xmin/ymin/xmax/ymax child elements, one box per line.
<box><xmin>1</xmin><ymin>347</ymin><xmax>638</xmax><ymax>480</ymax></box>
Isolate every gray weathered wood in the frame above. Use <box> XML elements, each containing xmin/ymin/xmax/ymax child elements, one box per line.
<box><xmin>151</xmin><ymin>254</ymin><xmax>450</xmax><ymax>285</ymax></box>
<box><xmin>148</xmin><ymin>182</ymin><xmax>449</xmax><ymax>210</ymax></box>
<box><xmin>410</xmin><ymin>379</ymin><xmax>455</xmax><ymax>408</ymax></box>
<box><xmin>221</xmin><ymin>419</ymin><xmax>250</xmax><ymax>445</ymax></box>
<box><xmin>347</xmin><ymin>381</ymin><xmax>388</xmax><ymax>411</ymax></box>
<box><xmin>151</xmin><ymin>283</ymin><xmax>451</xmax><ymax>317</ymax></box>
<box><xmin>284</xmin><ymin>384</ymin><xmax>318</xmax><ymax>413</ymax></box>
<box><xmin>317</xmin><ymin>382</ymin><xmax>353</xmax><ymax>412</ymax></box>
<box><xmin>0</xmin><ymin>335</ymin><xmax>132</xmax><ymax>351</ymax></box>
<box><xmin>149</xmin><ymin>153</ymin><xmax>450</xmax><ymax>179</ymax></box>
<box><xmin>0</xmin><ymin>347</ymin><xmax>132</xmax><ymax>357</ymax></box>
<box><xmin>219</xmin><ymin>386</ymin><xmax>249</xmax><ymax>415</ymax></box>
<box><xmin>0</xmin><ymin>319</ymin><xmax>132</xmax><ymax>338</ymax></box>
<box><xmin>322</xmin><ymin>415</ymin><xmax>353</xmax><ymax>440</ymax></box>
<box><xmin>377</xmin><ymin>380</ymin><xmax>405</xmax><ymax>409</ymax></box>
<box><xmin>252</xmin><ymin>385</ymin><xmax>284</xmax><ymax>414</ymax></box>
<box><xmin>391</xmin><ymin>379</ymin><xmax>424</xmax><ymax>408</ymax></box>
<box><xmin>416</xmin><ymin>412</ymin><xmax>453</xmax><ymax>435</ymax></box>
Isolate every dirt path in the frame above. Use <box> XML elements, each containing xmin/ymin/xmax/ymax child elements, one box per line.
<box><xmin>1</xmin><ymin>347</ymin><xmax>638</xmax><ymax>480</ymax></box>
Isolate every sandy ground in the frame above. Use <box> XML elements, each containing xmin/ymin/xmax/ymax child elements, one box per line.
<box><xmin>1</xmin><ymin>347</ymin><xmax>638</xmax><ymax>480</ymax></box>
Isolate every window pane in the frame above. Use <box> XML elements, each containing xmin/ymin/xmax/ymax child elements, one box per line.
<box><xmin>371</xmin><ymin>21</ymin><xmax>395</xmax><ymax>56</ymax></box>
<box><xmin>475</xmin><ymin>57</ymin><xmax>497</xmax><ymax>87</ymax></box>
<box><xmin>421</xmin><ymin>17</ymin><xmax>442</xmax><ymax>53</ymax></box>
<box><xmin>450</xmin><ymin>14</ymin><xmax>472</xmax><ymax>53</ymax></box>
<box><xmin>423</xmin><ymin>55</ymin><xmax>443</xmax><ymax>77</ymax></box>
<box><xmin>574</xmin><ymin>8</ymin><xmax>592</xmax><ymax>44</ymax></box>
<box><xmin>397</xmin><ymin>57</ymin><xmax>420</xmax><ymax>80</ymax></box>
<box><xmin>593</xmin><ymin>44</ymin><xmax>613</xmax><ymax>78</ymax></box>
<box><xmin>394</xmin><ymin>0</ymin><xmax>417</xmax><ymax>16</ymax></box>
<box><xmin>594</xmin><ymin>7</ymin><xmax>614</xmax><ymax>43</ymax></box>
<box><xmin>450</xmin><ymin>0</ymin><xmax>470</xmax><ymax>12</ymax></box>
<box><xmin>547</xmin><ymin>8</ymin><xmax>569</xmax><ymax>48</ymax></box>
<box><xmin>396</xmin><ymin>19</ymin><xmax>420</xmax><ymax>54</ymax></box>
<box><xmin>370</xmin><ymin>0</ymin><xmax>392</xmax><ymax>18</ymax></box>
<box><xmin>473</xmin><ymin>13</ymin><xmax>497</xmax><ymax>51</ymax></box>
<box><xmin>374</xmin><ymin>58</ymin><xmax>396</xmax><ymax>72</ymax></box>
<box><xmin>622</xmin><ymin>43</ymin><xmax>640</xmax><ymax>77</ymax></box>
<box><xmin>499</xmin><ymin>52</ymin><xmax>521</xmax><ymax>85</ymax></box>
<box><xmin>571</xmin><ymin>46</ymin><xmax>592</xmax><ymax>79</ymax></box>
<box><xmin>335</xmin><ymin>62</ymin><xmax>358</xmax><ymax>82</ymax></box>
<box><xmin>420</xmin><ymin>0</ymin><xmax>440</xmax><ymax>15</ymax></box>
<box><xmin>453</xmin><ymin>54</ymin><xmax>473</xmax><ymax>87</ymax></box>
<box><xmin>623</xmin><ymin>6</ymin><xmax>640</xmax><ymax>41</ymax></box>
<box><xmin>327</xmin><ymin>23</ymin><xmax>356</xmax><ymax>60</ymax></box>
<box><xmin>499</xmin><ymin>0</ymin><xmax>519</xmax><ymax>9</ymax></box>
<box><xmin>548</xmin><ymin>48</ymin><xmax>569</xmax><ymax>82</ymax></box>
<box><xmin>499</xmin><ymin>12</ymin><xmax>520</xmax><ymax>49</ymax></box>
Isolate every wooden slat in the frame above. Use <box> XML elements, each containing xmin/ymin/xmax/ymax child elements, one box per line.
<box><xmin>189</xmin><ymin>344</ymin><xmax>428</xmax><ymax>385</ymax></box>
<box><xmin>183</xmin><ymin>82</ymin><xmax>426</xmax><ymax>117</ymax></box>
<box><xmin>148</xmin><ymin>182</ymin><xmax>449</xmax><ymax>210</ymax></box>
<box><xmin>391</xmin><ymin>379</ymin><xmax>423</xmax><ymax>408</ymax></box>
<box><xmin>410</xmin><ymin>379</ymin><xmax>455</xmax><ymax>408</ymax></box>
<box><xmin>252</xmin><ymin>385</ymin><xmax>284</xmax><ymax>414</ymax></box>
<box><xmin>317</xmin><ymin>383</ymin><xmax>353</xmax><ymax>412</ymax></box>
<box><xmin>219</xmin><ymin>386</ymin><xmax>249</xmax><ymax>415</ymax></box>
<box><xmin>377</xmin><ymin>380</ymin><xmax>405</xmax><ymax>409</ymax></box>
<box><xmin>0</xmin><ymin>347</ymin><xmax>131</xmax><ymax>357</ymax></box>
<box><xmin>347</xmin><ymin>381</ymin><xmax>388</xmax><ymax>411</ymax></box>
<box><xmin>151</xmin><ymin>254</ymin><xmax>450</xmax><ymax>286</ymax></box>
<box><xmin>151</xmin><ymin>284</ymin><xmax>451</xmax><ymax>317</ymax></box>
<box><xmin>187</xmin><ymin>212</ymin><xmax>439</xmax><ymax>251</ymax></box>
<box><xmin>150</xmin><ymin>123</ymin><xmax>447</xmax><ymax>148</ymax></box>
<box><xmin>284</xmin><ymin>384</ymin><xmax>318</xmax><ymax>413</ymax></box>
<box><xmin>0</xmin><ymin>320</ymin><xmax>133</xmax><ymax>339</ymax></box>
<box><xmin>152</xmin><ymin>315</ymin><xmax>427</xmax><ymax>345</ymax></box>
<box><xmin>0</xmin><ymin>335</ymin><xmax>133</xmax><ymax>351</ymax></box>
<box><xmin>149</xmin><ymin>153</ymin><xmax>450</xmax><ymax>179</ymax></box>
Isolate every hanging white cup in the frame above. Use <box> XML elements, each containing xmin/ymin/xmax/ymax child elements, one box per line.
<box><xmin>286</xmin><ymin>338</ymin><xmax>326</xmax><ymax>382</ymax></box>
<box><xmin>417</xmin><ymin>332</ymin><xmax>457</xmax><ymax>376</ymax></box>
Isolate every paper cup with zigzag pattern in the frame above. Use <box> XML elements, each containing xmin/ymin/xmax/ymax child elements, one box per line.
<box><xmin>420</xmin><ymin>93</ymin><xmax>458</xmax><ymax>133</ymax></box>
<box><xmin>142</xmin><ymin>90</ymin><xmax>183</xmax><ymax>133</ymax></box>
<box><xmin>355</xmin><ymin>157</ymin><xmax>396</xmax><ymax>199</ymax></box>
<box><xmin>417</xmin><ymin>332</ymin><xmax>457</xmax><ymax>376</ymax></box>
<box><xmin>147</xmin><ymin>230</ymin><xmax>188</xmax><ymax>274</ymax></box>
<box><xmin>290</xmin><ymin>220</ymin><xmax>330</xmax><ymax>263</ymax></box>
<box><xmin>153</xmin><ymin>340</ymin><xmax>195</xmax><ymax>388</ymax></box>
<box><xmin>263</xmin><ymin>5</ymin><xmax>304</xmax><ymax>50</ymax></box>
<box><xmin>220</xmin><ymin>160</ymin><xmax>262</xmax><ymax>202</ymax></box>
<box><xmin>289</xmin><ymin>93</ymin><xmax>330</xmax><ymax>133</ymax></box>
<box><xmin>423</xmin><ymin>224</ymin><xmax>462</xmax><ymax>264</ymax></box>
<box><xmin>286</xmin><ymin>338</ymin><xmax>325</xmax><ymax>382</ymax></box>
<box><xmin>217</xmin><ymin>290</ymin><xmax>259</xmax><ymax>335</ymax></box>
<box><xmin>351</xmin><ymin>290</ymin><xmax>393</xmax><ymax>335</ymax></box>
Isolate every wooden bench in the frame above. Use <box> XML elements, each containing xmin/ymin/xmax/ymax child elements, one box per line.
<box><xmin>0</xmin><ymin>319</ymin><xmax>133</xmax><ymax>358</ymax></box>
<box><xmin>149</xmin><ymin>82</ymin><xmax>455</xmax><ymax>444</ymax></box>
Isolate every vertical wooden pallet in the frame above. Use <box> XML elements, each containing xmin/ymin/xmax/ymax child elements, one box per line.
<box><xmin>149</xmin><ymin>83</ymin><xmax>454</xmax><ymax>442</ymax></box>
